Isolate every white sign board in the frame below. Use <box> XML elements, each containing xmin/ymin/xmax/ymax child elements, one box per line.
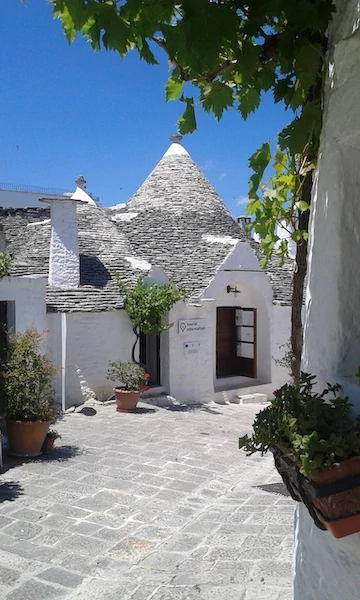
<box><xmin>184</xmin><ymin>342</ymin><xmax>200</xmax><ymax>355</ymax></box>
<box><xmin>178</xmin><ymin>318</ymin><xmax>206</xmax><ymax>335</ymax></box>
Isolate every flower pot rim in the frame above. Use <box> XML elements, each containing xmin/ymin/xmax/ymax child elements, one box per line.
<box><xmin>6</xmin><ymin>418</ymin><xmax>51</xmax><ymax>424</ymax></box>
<box><xmin>314</xmin><ymin>505</ymin><xmax>360</xmax><ymax>538</ymax></box>
<box><xmin>273</xmin><ymin>446</ymin><xmax>360</xmax><ymax>498</ymax></box>
<box><xmin>272</xmin><ymin>444</ymin><xmax>360</xmax><ymax>480</ymax></box>
<box><xmin>113</xmin><ymin>388</ymin><xmax>140</xmax><ymax>393</ymax></box>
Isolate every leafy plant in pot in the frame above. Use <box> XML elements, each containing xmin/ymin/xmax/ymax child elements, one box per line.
<box><xmin>107</xmin><ymin>361</ymin><xmax>149</xmax><ymax>412</ymax></box>
<box><xmin>0</xmin><ymin>328</ymin><xmax>61</xmax><ymax>457</ymax></box>
<box><xmin>239</xmin><ymin>373</ymin><xmax>360</xmax><ymax>538</ymax></box>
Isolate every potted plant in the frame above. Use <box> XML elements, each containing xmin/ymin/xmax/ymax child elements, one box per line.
<box><xmin>42</xmin><ymin>429</ymin><xmax>61</xmax><ymax>454</ymax></box>
<box><xmin>239</xmin><ymin>373</ymin><xmax>360</xmax><ymax>538</ymax></box>
<box><xmin>0</xmin><ymin>327</ymin><xmax>60</xmax><ymax>457</ymax></box>
<box><xmin>106</xmin><ymin>361</ymin><xmax>150</xmax><ymax>412</ymax></box>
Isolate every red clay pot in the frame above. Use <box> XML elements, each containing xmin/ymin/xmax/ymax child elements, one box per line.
<box><xmin>272</xmin><ymin>446</ymin><xmax>360</xmax><ymax>538</ymax></box>
<box><xmin>6</xmin><ymin>420</ymin><xmax>50</xmax><ymax>457</ymax></box>
<box><xmin>114</xmin><ymin>389</ymin><xmax>140</xmax><ymax>413</ymax></box>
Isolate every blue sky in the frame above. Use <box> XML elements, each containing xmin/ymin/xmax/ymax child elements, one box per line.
<box><xmin>1</xmin><ymin>0</ymin><xmax>290</xmax><ymax>214</ymax></box>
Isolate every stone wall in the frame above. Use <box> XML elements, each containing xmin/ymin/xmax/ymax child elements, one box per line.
<box><xmin>294</xmin><ymin>1</ymin><xmax>360</xmax><ymax>597</ymax></box>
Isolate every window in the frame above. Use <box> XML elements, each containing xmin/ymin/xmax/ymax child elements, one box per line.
<box><xmin>216</xmin><ymin>307</ymin><xmax>257</xmax><ymax>379</ymax></box>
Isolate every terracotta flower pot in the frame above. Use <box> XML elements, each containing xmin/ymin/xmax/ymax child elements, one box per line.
<box><xmin>6</xmin><ymin>420</ymin><xmax>50</xmax><ymax>457</ymax></box>
<box><xmin>114</xmin><ymin>389</ymin><xmax>140</xmax><ymax>413</ymax></box>
<box><xmin>272</xmin><ymin>446</ymin><xmax>360</xmax><ymax>538</ymax></box>
<box><xmin>42</xmin><ymin>437</ymin><xmax>55</xmax><ymax>454</ymax></box>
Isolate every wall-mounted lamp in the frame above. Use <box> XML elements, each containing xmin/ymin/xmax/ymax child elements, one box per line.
<box><xmin>226</xmin><ymin>285</ymin><xmax>240</xmax><ymax>295</ymax></box>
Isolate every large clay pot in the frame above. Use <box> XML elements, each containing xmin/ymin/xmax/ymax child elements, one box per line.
<box><xmin>114</xmin><ymin>389</ymin><xmax>140</xmax><ymax>413</ymax></box>
<box><xmin>272</xmin><ymin>446</ymin><xmax>360</xmax><ymax>538</ymax></box>
<box><xmin>6</xmin><ymin>420</ymin><xmax>50</xmax><ymax>457</ymax></box>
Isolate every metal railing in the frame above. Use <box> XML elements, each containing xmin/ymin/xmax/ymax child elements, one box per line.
<box><xmin>0</xmin><ymin>182</ymin><xmax>99</xmax><ymax>203</ymax></box>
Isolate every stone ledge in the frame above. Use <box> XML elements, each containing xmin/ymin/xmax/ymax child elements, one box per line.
<box><xmin>237</xmin><ymin>392</ymin><xmax>268</xmax><ymax>404</ymax></box>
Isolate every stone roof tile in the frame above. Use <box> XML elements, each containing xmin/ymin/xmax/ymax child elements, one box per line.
<box><xmin>108</xmin><ymin>149</ymin><xmax>294</xmax><ymax>305</ymax></box>
<box><xmin>0</xmin><ymin>204</ymin><xmax>141</xmax><ymax>312</ymax></box>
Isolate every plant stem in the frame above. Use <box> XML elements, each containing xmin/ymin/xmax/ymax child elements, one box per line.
<box><xmin>131</xmin><ymin>327</ymin><xmax>140</xmax><ymax>365</ymax></box>
<box><xmin>291</xmin><ymin>172</ymin><xmax>311</xmax><ymax>383</ymax></box>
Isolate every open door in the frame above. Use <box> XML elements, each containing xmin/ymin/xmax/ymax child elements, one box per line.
<box><xmin>216</xmin><ymin>307</ymin><xmax>257</xmax><ymax>379</ymax></box>
<box><xmin>139</xmin><ymin>333</ymin><xmax>161</xmax><ymax>386</ymax></box>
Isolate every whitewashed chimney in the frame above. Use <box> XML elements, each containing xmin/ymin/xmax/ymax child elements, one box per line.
<box><xmin>40</xmin><ymin>195</ymin><xmax>80</xmax><ymax>288</ymax></box>
<box><xmin>40</xmin><ymin>177</ymin><xmax>96</xmax><ymax>288</ymax></box>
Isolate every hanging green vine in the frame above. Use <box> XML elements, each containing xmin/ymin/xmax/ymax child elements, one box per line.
<box><xmin>115</xmin><ymin>274</ymin><xmax>188</xmax><ymax>363</ymax></box>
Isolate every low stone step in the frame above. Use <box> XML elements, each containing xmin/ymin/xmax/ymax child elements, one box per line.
<box><xmin>237</xmin><ymin>392</ymin><xmax>268</xmax><ymax>404</ymax></box>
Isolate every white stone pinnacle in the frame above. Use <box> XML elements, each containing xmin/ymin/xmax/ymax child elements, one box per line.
<box><xmin>163</xmin><ymin>141</ymin><xmax>190</xmax><ymax>158</ymax></box>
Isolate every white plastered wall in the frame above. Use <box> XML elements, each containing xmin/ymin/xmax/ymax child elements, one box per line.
<box><xmin>0</xmin><ymin>190</ymin><xmax>67</xmax><ymax>209</ymax></box>
<box><xmin>0</xmin><ymin>276</ymin><xmax>47</xmax><ymax>333</ymax></box>
<box><xmin>47</xmin><ymin>309</ymin><xmax>135</xmax><ymax>407</ymax></box>
<box><xmin>205</xmin><ymin>241</ymin><xmax>290</xmax><ymax>399</ymax></box>
<box><xmin>165</xmin><ymin>241</ymin><xmax>291</xmax><ymax>403</ymax></box>
<box><xmin>166</xmin><ymin>299</ymin><xmax>216</xmax><ymax>404</ymax></box>
<box><xmin>294</xmin><ymin>1</ymin><xmax>360</xmax><ymax>598</ymax></box>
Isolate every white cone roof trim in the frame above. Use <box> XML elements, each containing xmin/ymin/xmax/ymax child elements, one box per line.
<box><xmin>71</xmin><ymin>186</ymin><xmax>97</xmax><ymax>206</ymax></box>
<box><xmin>163</xmin><ymin>141</ymin><xmax>190</xmax><ymax>158</ymax></box>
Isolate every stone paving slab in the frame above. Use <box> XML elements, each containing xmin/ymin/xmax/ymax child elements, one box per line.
<box><xmin>0</xmin><ymin>400</ymin><xmax>293</xmax><ymax>599</ymax></box>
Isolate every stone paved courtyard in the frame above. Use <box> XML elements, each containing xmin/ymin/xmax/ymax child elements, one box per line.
<box><xmin>0</xmin><ymin>399</ymin><xmax>293</xmax><ymax>599</ymax></box>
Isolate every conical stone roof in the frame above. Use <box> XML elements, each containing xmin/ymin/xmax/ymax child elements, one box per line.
<box><xmin>109</xmin><ymin>140</ymin><xmax>293</xmax><ymax>303</ymax></box>
<box><xmin>127</xmin><ymin>142</ymin><xmax>241</xmax><ymax>220</ymax></box>
<box><xmin>109</xmin><ymin>141</ymin><xmax>250</xmax><ymax>299</ymax></box>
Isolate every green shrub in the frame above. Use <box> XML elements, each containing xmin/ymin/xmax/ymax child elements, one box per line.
<box><xmin>0</xmin><ymin>327</ymin><xmax>60</xmax><ymax>422</ymax></box>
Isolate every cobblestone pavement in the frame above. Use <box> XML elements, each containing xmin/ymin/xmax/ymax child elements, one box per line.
<box><xmin>0</xmin><ymin>399</ymin><xmax>293</xmax><ymax>600</ymax></box>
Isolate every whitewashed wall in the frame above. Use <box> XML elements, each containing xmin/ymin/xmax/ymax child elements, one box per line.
<box><xmin>0</xmin><ymin>276</ymin><xmax>47</xmax><ymax>333</ymax></box>
<box><xmin>210</xmin><ymin>279</ymin><xmax>272</xmax><ymax>388</ymax></box>
<box><xmin>294</xmin><ymin>1</ymin><xmax>360</xmax><ymax>598</ymax></box>
<box><xmin>205</xmin><ymin>242</ymin><xmax>273</xmax><ymax>390</ymax></box>
<box><xmin>164</xmin><ymin>240</ymin><xmax>291</xmax><ymax>404</ymax></box>
<box><xmin>47</xmin><ymin>309</ymin><xmax>135</xmax><ymax>407</ymax></box>
<box><xmin>0</xmin><ymin>190</ymin><xmax>66</xmax><ymax>208</ymax></box>
<box><xmin>167</xmin><ymin>299</ymin><xmax>216</xmax><ymax>404</ymax></box>
<box><xmin>204</xmin><ymin>240</ymin><xmax>290</xmax><ymax>399</ymax></box>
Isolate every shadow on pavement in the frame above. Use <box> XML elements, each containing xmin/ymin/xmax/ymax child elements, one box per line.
<box><xmin>0</xmin><ymin>481</ymin><xmax>23</xmax><ymax>504</ymax></box>
<box><xmin>141</xmin><ymin>399</ymin><xmax>223</xmax><ymax>415</ymax></box>
<box><xmin>255</xmin><ymin>481</ymin><xmax>290</xmax><ymax>497</ymax></box>
<box><xmin>0</xmin><ymin>444</ymin><xmax>83</xmax><ymax>475</ymax></box>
